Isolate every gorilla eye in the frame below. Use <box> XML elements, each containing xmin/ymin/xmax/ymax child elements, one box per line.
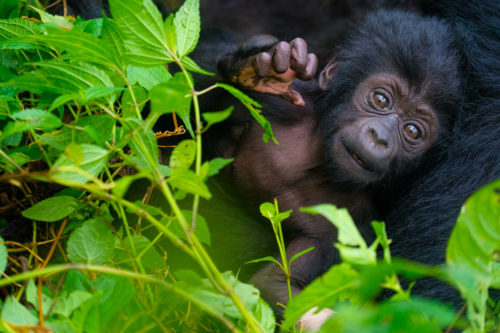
<box><xmin>405</xmin><ymin>124</ymin><xmax>420</xmax><ymax>139</ymax></box>
<box><xmin>373</xmin><ymin>93</ymin><xmax>389</xmax><ymax>109</ymax></box>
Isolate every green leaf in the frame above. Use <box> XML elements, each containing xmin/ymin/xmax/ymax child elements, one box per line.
<box><xmin>164</xmin><ymin>13</ymin><xmax>176</xmax><ymax>51</ymax></box>
<box><xmin>174</xmin><ymin>0</ymin><xmax>200</xmax><ymax>57</ymax></box>
<box><xmin>0</xmin><ymin>235</ymin><xmax>7</xmax><ymax>274</ymax></box>
<box><xmin>371</xmin><ymin>221</ymin><xmax>391</xmax><ymax>263</ymax></box>
<box><xmin>205</xmin><ymin>157</ymin><xmax>233</xmax><ymax>177</ymax></box>
<box><xmin>174</xmin><ymin>271</ymin><xmax>262</xmax><ymax>321</ymax></box>
<box><xmin>320</xmin><ymin>298</ymin><xmax>455</xmax><ymax>333</ymax></box>
<box><xmin>121</xmin><ymin>117</ymin><xmax>159</xmax><ymax>171</ymax></box>
<box><xmin>0</xmin><ymin>18</ymin><xmax>41</xmax><ymax>40</ymax></box>
<box><xmin>216</xmin><ymin>83</ymin><xmax>278</xmax><ymax>144</ymax></box>
<box><xmin>126</xmin><ymin>64</ymin><xmax>172</xmax><ymax>90</ymax></box>
<box><xmin>51</xmin><ymin>143</ymin><xmax>109</xmax><ymax>184</ymax></box>
<box><xmin>26</xmin><ymin>279</ymin><xmax>52</xmax><ymax>316</ymax></box>
<box><xmin>181</xmin><ymin>55</ymin><xmax>213</xmax><ymax>75</ymax></box>
<box><xmin>168</xmin><ymin>168</ymin><xmax>211</xmax><ymax>199</ymax></box>
<box><xmin>302</xmin><ymin>204</ymin><xmax>376</xmax><ymax>264</ymax></box>
<box><xmin>165</xmin><ymin>210</ymin><xmax>211</xmax><ymax>246</ymax></box>
<box><xmin>29</xmin><ymin>6</ymin><xmax>74</xmax><ymax>29</ymax></box>
<box><xmin>109</xmin><ymin>0</ymin><xmax>173</xmax><ymax>64</ymax></box>
<box><xmin>18</xmin><ymin>30</ymin><xmax>116</xmax><ymax>66</ymax></box>
<box><xmin>67</xmin><ymin>218</ymin><xmax>115</xmax><ymax>265</ymax></box>
<box><xmin>149</xmin><ymin>72</ymin><xmax>193</xmax><ymax>136</ymax></box>
<box><xmin>447</xmin><ymin>179</ymin><xmax>500</xmax><ymax>288</ymax></box>
<box><xmin>95</xmin><ymin>275</ymin><xmax>135</xmax><ymax>327</ymax></box>
<box><xmin>101</xmin><ymin>16</ymin><xmax>126</xmax><ymax>66</ymax></box>
<box><xmin>169</xmin><ymin>139</ymin><xmax>196</xmax><ymax>170</ymax></box>
<box><xmin>121</xmin><ymin>85</ymin><xmax>148</xmax><ymax>117</ymax></box>
<box><xmin>283</xmin><ymin>263</ymin><xmax>360</xmax><ymax>329</ymax></box>
<box><xmin>115</xmin><ymin>235</ymin><xmax>166</xmax><ymax>270</ymax></box>
<box><xmin>245</xmin><ymin>256</ymin><xmax>282</xmax><ymax>268</ymax></box>
<box><xmin>21</xmin><ymin>195</ymin><xmax>77</xmax><ymax>222</ymax></box>
<box><xmin>289</xmin><ymin>246</ymin><xmax>315</xmax><ymax>265</ymax></box>
<box><xmin>216</xmin><ymin>83</ymin><xmax>261</xmax><ymax>108</ymax></box>
<box><xmin>52</xmin><ymin>290</ymin><xmax>93</xmax><ymax>318</ymax></box>
<box><xmin>202</xmin><ymin>106</ymin><xmax>233</xmax><ymax>126</ymax></box>
<box><xmin>3</xmin><ymin>109</ymin><xmax>62</xmax><ymax>138</ymax></box>
<box><xmin>1</xmin><ymin>296</ymin><xmax>38</xmax><ymax>326</ymax></box>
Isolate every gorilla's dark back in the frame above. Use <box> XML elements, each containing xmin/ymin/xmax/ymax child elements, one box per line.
<box><xmin>383</xmin><ymin>0</ymin><xmax>500</xmax><ymax>301</ymax></box>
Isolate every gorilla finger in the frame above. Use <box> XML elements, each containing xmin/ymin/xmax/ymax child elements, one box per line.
<box><xmin>298</xmin><ymin>53</ymin><xmax>318</xmax><ymax>80</ymax></box>
<box><xmin>255</xmin><ymin>52</ymin><xmax>272</xmax><ymax>77</ymax></box>
<box><xmin>272</xmin><ymin>41</ymin><xmax>291</xmax><ymax>74</ymax></box>
<box><xmin>281</xmin><ymin>87</ymin><xmax>305</xmax><ymax>107</ymax></box>
<box><xmin>237</xmin><ymin>34</ymin><xmax>279</xmax><ymax>57</ymax></box>
<box><xmin>290</xmin><ymin>38</ymin><xmax>308</xmax><ymax>70</ymax></box>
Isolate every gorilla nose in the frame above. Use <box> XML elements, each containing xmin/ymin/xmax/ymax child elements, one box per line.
<box><xmin>362</xmin><ymin>121</ymin><xmax>395</xmax><ymax>161</ymax></box>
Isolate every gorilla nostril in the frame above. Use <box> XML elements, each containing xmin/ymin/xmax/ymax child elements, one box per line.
<box><xmin>368</xmin><ymin>127</ymin><xmax>389</xmax><ymax>148</ymax></box>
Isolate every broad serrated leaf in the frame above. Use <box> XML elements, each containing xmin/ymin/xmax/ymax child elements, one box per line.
<box><xmin>126</xmin><ymin>64</ymin><xmax>172</xmax><ymax>90</ymax></box>
<box><xmin>168</xmin><ymin>168</ymin><xmax>211</xmax><ymax>199</ymax></box>
<box><xmin>21</xmin><ymin>195</ymin><xmax>77</xmax><ymax>222</ymax></box>
<box><xmin>51</xmin><ymin>143</ymin><xmax>109</xmax><ymax>184</ymax></box>
<box><xmin>447</xmin><ymin>179</ymin><xmax>500</xmax><ymax>288</ymax></box>
<box><xmin>34</xmin><ymin>61</ymin><xmax>120</xmax><ymax>94</ymax></box>
<box><xmin>283</xmin><ymin>263</ymin><xmax>360</xmax><ymax>329</ymax></box>
<box><xmin>67</xmin><ymin>218</ymin><xmax>115</xmax><ymax>265</ymax></box>
<box><xmin>1</xmin><ymin>296</ymin><xmax>38</xmax><ymax>326</ymax></box>
<box><xmin>169</xmin><ymin>139</ymin><xmax>196</xmax><ymax>170</ymax></box>
<box><xmin>174</xmin><ymin>0</ymin><xmax>200</xmax><ymax>57</ymax></box>
<box><xmin>101</xmin><ymin>16</ymin><xmax>126</xmax><ymax>66</ymax></box>
<box><xmin>18</xmin><ymin>30</ymin><xmax>115</xmax><ymax>66</ymax></box>
<box><xmin>3</xmin><ymin>108</ymin><xmax>62</xmax><ymax>137</ymax></box>
<box><xmin>26</xmin><ymin>279</ymin><xmax>52</xmax><ymax>316</ymax></box>
<box><xmin>52</xmin><ymin>290</ymin><xmax>93</xmax><ymax>318</ymax></box>
<box><xmin>109</xmin><ymin>0</ymin><xmax>173</xmax><ymax>64</ymax></box>
<box><xmin>2</xmin><ymin>69</ymin><xmax>77</xmax><ymax>95</ymax></box>
<box><xmin>149</xmin><ymin>72</ymin><xmax>193</xmax><ymax>135</ymax></box>
<box><xmin>0</xmin><ymin>18</ymin><xmax>41</xmax><ymax>40</ymax></box>
<box><xmin>4</xmin><ymin>61</ymin><xmax>120</xmax><ymax>98</ymax></box>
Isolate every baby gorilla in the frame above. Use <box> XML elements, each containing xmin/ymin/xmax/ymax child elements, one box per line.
<box><xmin>211</xmin><ymin>9</ymin><xmax>462</xmax><ymax>325</ymax></box>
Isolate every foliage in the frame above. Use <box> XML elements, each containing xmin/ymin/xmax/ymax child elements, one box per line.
<box><xmin>0</xmin><ymin>1</ymin><xmax>497</xmax><ymax>332</ymax></box>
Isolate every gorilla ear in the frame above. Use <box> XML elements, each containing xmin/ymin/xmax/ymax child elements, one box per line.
<box><xmin>319</xmin><ymin>60</ymin><xmax>338</xmax><ymax>91</ymax></box>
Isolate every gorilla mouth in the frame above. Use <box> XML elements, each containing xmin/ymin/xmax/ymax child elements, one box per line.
<box><xmin>346</xmin><ymin>147</ymin><xmax>371</xmax><ymax>171</ymax></box>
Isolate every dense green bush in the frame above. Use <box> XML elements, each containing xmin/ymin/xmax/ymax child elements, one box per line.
<box><xmin>0</xmin><ymin>1</ymin><xmax>498</xmax><ymax>332</ymax></box>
